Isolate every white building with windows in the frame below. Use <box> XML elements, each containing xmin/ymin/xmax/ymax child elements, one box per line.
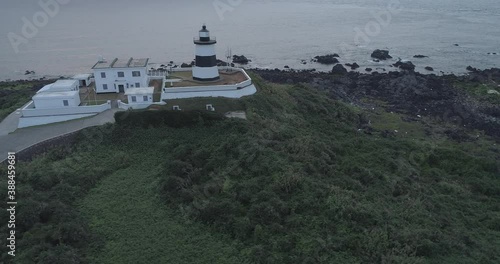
<box><xmin>125</xmin><ymin>87</ymin><xmax>154</xmax><ymax>104</ymax></box>
<box><xmin>32</xmin><ymin>90</ymin><xmax>81</xmax><ymax>109</ymax></box>
<box><xmin>92</xmin><ymin>57</ymin><xmax>149</xmax><ymax>94</ymax></box>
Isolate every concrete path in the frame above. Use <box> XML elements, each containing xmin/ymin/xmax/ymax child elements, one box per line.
<box><xmin>0</xmin><ymin>110</ymin><xmax>22</xmax><ymax>137</ymax></box>
<box><xmin>0</xmin><ymin>109</ymin><xmax>121</xmax><ymax>162</ymax></box>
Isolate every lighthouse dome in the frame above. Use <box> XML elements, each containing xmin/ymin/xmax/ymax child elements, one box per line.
<box><xmin>200</xmin><ymin>25</ymin><xmax>209</xmax><ymax>32</ymax></box>
<box><xmin>199</xmin><ymin>24</ymin><xmax>210</xmax><ymax>40</ymax></box>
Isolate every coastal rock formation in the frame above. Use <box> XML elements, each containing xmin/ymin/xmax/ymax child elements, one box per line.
<box><xmin>466</xmin><ymin>66</ymin><xmax>479</xmax><ymax>72</ymax></box>
<box><xmin>250</xmin><ymin>67</ymin><xmax>500</xmax><ymax>140</ymax></box>
<box><xmin>346</xmin><ymin>63</ymin><xmax>360</xmax><ymax>70</ymax></box>
<box><xmin>331</xmin><ymin>64</ymin><xmax>348</xmax><ymax>74</ymax></box>
<box><xmin>413</xmin><ymin>55</ymin><xmax>428</xmax><ymax>58</ymax></box>
<box><xmin>232</xmin><ymin>55</ymin><xmax>249</xmax><ymax>64</ymax></box>
<box><xmin>313</xmin><ymin>54</ymin><xmax>340</xmax><ymax>64</ymax></box>
<box><xmin>425</xmin><ymin>66</ymin><xmax>434</xmax><ymax>71</ymax></box>
<box><xmin>371</xmin><ymin>49</ymin><xmax>392</xmax><ymax>60</ymax></box>
<box><xmin>393</xmin><ymin>60</ymin><xmax>416</xmax><ymax>71</ymax></box>
<box><xmin>365</xmin><ymin>68</ymin><xmax>373</xmax><ymax>72</ymax></box>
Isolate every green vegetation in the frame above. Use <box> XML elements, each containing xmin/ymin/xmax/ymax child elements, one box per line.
<box><xmin>1</xmin><ymin>75</ymin><xmax>499</xmax><ymax>263</ymax></box>
<box><xmin>453</xmin><ymin>80</ymin><xmax>500</xmax><ymax>104</ymax></box>
<box><xmin>0</xmin><ymin>81</ymin><xmax>44</xmax><ymax>121</ymax></box>
<box><xmin>156</xmin><ymin>97</ymin><xmax>246</xmax><ymax>114</ymax></box>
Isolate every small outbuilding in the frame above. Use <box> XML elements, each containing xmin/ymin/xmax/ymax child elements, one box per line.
<box><xmin>32</xmin><ymin>91</ymin><xmax>81</xmax><ymax>109</ymax></box>
<box><xmin>125</xmin><ymin>87</ymin><xmax>154</xmax><ymax>104</ymax></box>
<box><xmin>72</xmin><ymin>74</ymin><xmax>92</xmax><ymax>87</ymax></box>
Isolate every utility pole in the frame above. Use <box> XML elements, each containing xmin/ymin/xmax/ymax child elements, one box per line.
<box><xmin>226</xmin><ymin>47</ymin><xmax>232</xmax><ymax>72</ymax></box>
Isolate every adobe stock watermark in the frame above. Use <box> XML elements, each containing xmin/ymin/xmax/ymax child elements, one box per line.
<box><xmin>7</xmin><ymin>0</ymin><xmax>71</xmax><ymax>54</ymax></box>
<box><xmin>213</xmin><ymin>0</ymin><xmax>244</xmax><ymax>21</ymax></box>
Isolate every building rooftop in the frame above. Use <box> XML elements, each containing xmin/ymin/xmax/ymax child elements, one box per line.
<box><xmin>33</xmin><ymin>90</ymin><xmax>79</xmax><ymax>99</ymax></box>
<box><xmin>125</xmin><ymin>87</ymin><xmax>155</xmax><ymax>95</ymax></box>
<box><xmin>72</xmin><ymin>73</ymin><xmax>92</xmax><ymax>79</ymax></box>
<box><xmin>52</xmin><ymin>79</ymin><xmax>78</xmax><ymax>88</ymax></box>
<box><xmin>92</xmin><ymin>57</ymin><xmax>149</xmax><ymax>69</ymax></box>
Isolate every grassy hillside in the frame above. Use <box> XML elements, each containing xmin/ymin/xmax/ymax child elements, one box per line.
<box><xmin>0</xmin><ymin>80</ymin><xmax>50</xmax><ymax>122</ymax></box>
<box><xmin>1</xmin><ymin>75</ymin><xmax>499</xmax><ymax>263</ymax></box>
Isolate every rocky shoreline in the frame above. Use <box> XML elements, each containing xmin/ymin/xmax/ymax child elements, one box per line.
<box><xmin>249</xmin><ymin>67</ymin><xmax>500</xmax><ymax>141</ymax></box>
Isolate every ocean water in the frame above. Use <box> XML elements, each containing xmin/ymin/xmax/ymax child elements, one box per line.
<box><xmin>0</xmin><ymin>0</ymin><xmax>498</xmax><ymax>81</ymax></box>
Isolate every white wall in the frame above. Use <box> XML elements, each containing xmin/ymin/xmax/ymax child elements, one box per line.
<box><xmin>33</xmin><ymin>95</ymin><xmax>81</xmax><ymax>109</ymax></box>
<box><xmin>94</xmin><ymin>67</ymin><xmax>148</xmax><ymax>93</ymax></box>
<box><xmin>161</xmin><ymin>67</ymin><xmax>255</xmax><ymax>100</ymax></box>
<box><xmin>127</xmin><ymin>94</ymin><xmax>153</xmax><ymax>104</ymax></box>
<box><xmin>162</xmin><ymin>84</ymin><xmax>257</xmax><ymax>100</ymax></box>
<box><xmin>22</xmin><ymin>101</ymin><xmax>111</xmax><ymax>117</ymax></box>
<box><xmin>118</xmin><ymin>100</ymin><xmax>166</xmax><ymax>110</ymax></box>
<box><xmin>18</xmin><ymin>114</ymin><xmax>97</xmax><ymax>129</ymax></box>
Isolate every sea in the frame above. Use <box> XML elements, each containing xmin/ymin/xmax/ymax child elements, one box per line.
<box><xmin>0</xmin><ymin>0</ymin><xmax>499</xmax><ymax>81</ymax></box>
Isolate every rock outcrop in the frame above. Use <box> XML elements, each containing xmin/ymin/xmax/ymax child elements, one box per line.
<box><xmin>371</xmin><ymin>49</ymin><xmax>392</xmax><ymax>60</ymax></box>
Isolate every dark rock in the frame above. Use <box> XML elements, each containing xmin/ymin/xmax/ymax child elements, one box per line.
<box><xmin>232</xmin><ymin>55</ymin><xmax>249</xmax><ymax>64</ymax></box>
<box><xmin>314</xmin><ymin>54</ymin><xmax>340</xmax><ymax>65</ymax></box>
<box><xmin>466</xmin><ymin>66</ymin><xmax>478</xmax><ymax>72</ymax></box>
<box><xmin>345</xmin><ymin>63</ymin><xmax>360</xmax><ymax>70</ymax></box>
<box><xmin>373</xmin><ymin>59</ymin><xmax>380</xmax><ymax>63</ymax></box>
<box><xmin>371</xmin><ymin>49</ymin><xmax>392</xmax><ymax>60</ymax></box>
<box><xmin>284</xmin><ymin>65</ymin><xmax>290</xmax><ymax>69</ymax></box>
<box><xmin>414</xmin><ymin>55</ymin><xmax>428</xmax><ymax>58</ymax></box>
<box><xmin>393</xmin><ymin>60</ymin><xmax>415</xmax><ymax>71</ymax></box>
<box><xmin>331</xmin><ymin>64</ymin><xmax>348</xmax><ymax>74</ymax></box>
<box><xmin>216</xmin><ymin>59</ymin><xmax>230</xmax><ymax>66</ymax></box>
<box><xmin>169</xmin><ymin>61</ymin><xmax>174</xmax><ymax>64</ymax></box>
<box><xmin>365</xmin><ymin>68</ymin><xmax>373</xmax><ymax>72</ymax></box>
<box><xmin>425</xmin><ymin>66</ymin><xmax>434</xmax><ymax>71</ymax></box>
<box><xmin>454</xmin><ymin>44</ymin><xmax>460</xmax><ymax>46</ymax></box>
<box><xmin>180</xmin><ymin>63</ymin><xmax>192</xmax><ymax>68</ymax></box>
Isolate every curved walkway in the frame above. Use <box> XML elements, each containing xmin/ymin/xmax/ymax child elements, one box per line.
<box><xmin>0</xmin><ymin>109</ymin><xmax>120</xmax><ymax>163</ymax></box>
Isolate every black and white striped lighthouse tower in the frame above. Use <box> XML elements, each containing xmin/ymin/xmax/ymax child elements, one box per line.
<box><xmin>192</xmin><ymin>24</ymin><xmax>220</xmax><ymax>81</ymax></box>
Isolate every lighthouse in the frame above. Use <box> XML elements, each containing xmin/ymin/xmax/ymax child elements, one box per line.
<box><xmin>192</xmin><ymin>24</ymin><xmax>220</xmax><ymax>81</ymax></box>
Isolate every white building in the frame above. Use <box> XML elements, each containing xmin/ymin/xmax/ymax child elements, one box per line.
<box><xmin>92</xmin><ymin>57</ymin><xmax>149</xmax><ymax>94</ymax></box>
<box><xmin>125</xmin><ymin>87</ymin><xmax>154</xmax><ymax>104</ymax></box>
<box><xmin>32</xmin><ymin>90</ymin><xmax>81</xmax><ymax>109</ymax></box>
<box><xmin>72</xmin><ymin>74</ymin><xmax>92</xmax><ymax>87</ymax></box>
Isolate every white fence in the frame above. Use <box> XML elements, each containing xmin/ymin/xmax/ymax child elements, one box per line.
<box><xmin>164</xmin><ymin>67</ymin><xmax>253</xmax><ymax>93</ymax></box>
<box><xmin>118</xmin><ymin>100</ymin><xmax>166</xmax><ymax>110</ymax></box>
<box><xmin>21</xmin><ymin>101</ymin><xmax>111</xmax><ymax>117</ymax></box>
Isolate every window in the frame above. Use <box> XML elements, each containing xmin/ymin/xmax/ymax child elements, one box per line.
<box><xmin>143</xmin><ymin>96</ymin><xmax>148</xmax><ymax>102</ymax></box>
<box><xmin>135</xmin><ymin>83</ymin><xmax>140</xmax><ymax>87</ymax></box>
<box><xmin>131</xmin><ymin>96</ymin><xmax>136</xmax><ymax>102</ymax></box>
<box><xmin>103</xmin><ymin>84</ymin><xmax>108</xmax><ymax>90</ymax></box>
<box><xmin>132</xmin><ymin>71</ymin><xmax>141</xmax><ymax>77</ymax></box>
<box><xmin>118</xmin><ymin>72</ymin><xmax>125</xmax><ymax>78</ymax></box>
<box><xmin>63</xmin><ymin>100</ymin><xmax>69</xmax><ymax>106</ymax></box>
<box><xmin>101</xmin><ymin>72</ymin><xmax>106</xmax><ymax>78</ymax></box>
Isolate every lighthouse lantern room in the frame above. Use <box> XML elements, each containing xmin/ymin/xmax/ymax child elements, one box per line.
<box><xmin>192</xmin><ymin>24</ymin><xmax>220</xmax><ymax>81</ymax></box>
